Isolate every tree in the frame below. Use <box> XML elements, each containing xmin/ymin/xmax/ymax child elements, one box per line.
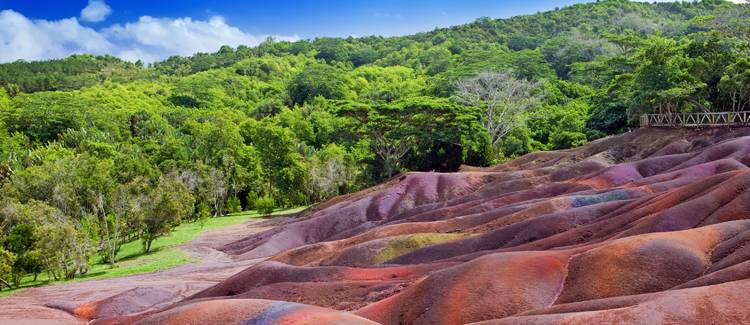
<box><xmin>350</xmin><ymin>66</ymin><xmax>426</xmax><ymax>104</ymax></box>
<box><xmin>288</xmin><ymin>65</ymin><xmax>348</xmax><ymax>105</ymax></box>
<box><xmin>350</xmin><ymin>46</ymin><xmax>379</xmax><ymax>67</ymax></box>
<box><xmin>0</xmin><ymin>248</ymin><xmax>15</xmax><ymax>290</ymax></box>
<box><xmin>208</xmin><ymin>168</ymin><xmax>227</xmax><ymax>216</ymax></box>
<box><xmin>313</xmin><ymin>38</ymin><xmax>351</xmax><ymax>63</ymax></box>
<box><xmin>367</xmin><ymin>97</ymin><xmax>490</xmax><ymax>175</ymax></box>
<box><xmin>24</xmin><ymin>200</ymin><xmax>94</xmax><ymax>281</ymax></box>
<box><xmin>255</xmin><ymin>195</ymin><xmax>275</xmax><ymax>215</ymax></box>
<box><xmin>35</xmin><ymin>220</ymin><xmax>91</xmax><ymax>280</ymax></box>
<box><xmin>141</xmin><ymin>173</ymin><xmax>194</xmax><ymax>253</ymax></box>
<box><xmin>244</xmin><ymin>121</ymin><xmax>306</xmax><ymax>204</ymax></box>
<box><xmin>508</xmin><ymin>49</ymin><xmax>556</xmax><ymax>81</ymax></box>
<box><xmin>4</xmin><ymin>223</ymin><xmax>41</xmax><ymax>285</ymax></box>
<box><xmin>685</xmin><ymin>31</ymin><xmax>743</xmax><ymax>109</ymax></box>
<box><xmin>0</xmin><ymin>88</ymin><xmax>8</xmax><ymax>109</ymax></box>
<box><xmin>540</xmin><ymin>31</ymin><xmax>616</xmax><ymax>79</ymax></box>
<box><xmin>306</xmin><ymin>144</ymin><xmax>358</xmax><ymax>201</ymax></box>
<box><xmin>106</xmin><ymin>179</ymin><xmax>148</xmax><ymax>265</ymax></box>
<box><xmin>719</xmin><ymin>58</ymin><xmax>750</xmax><ymax>112</ymax></box>
<box><xmin>226</xmin><ymin>196</ymin><xmax>242</xmax><ymax>214</ymax></box>
<box><xmin>371</xmin><ymin>132</ymin><xmax>414</xmax><ymax>179</ymax></box>
<box><xmin>0</xmin><ymin>199</ymin><xmax>90</xmax><ymax>282</ymax></box>
<box><xmin>691</xmin><ymin>2</ymin><xmax>750</xmax><ymax>47</ymax></box>
<box><xmin>628</xmin><ymin>36</ymin><xmax>706</xmax><ymax>116</ymax></box>
<box><xmin>454</xmin><ymin>70</ymin><xmax>544</xmax><ymax>146</ymax></box>
<box><xmin>2</xmin><ymin>92</ymin><xmax>90</xmax><ymax>143</ymax></box>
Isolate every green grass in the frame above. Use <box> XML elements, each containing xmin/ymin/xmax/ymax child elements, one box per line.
<box><xmin>372</xmin><ymin>233</ymin><xmax>469</xmax><ymax>264</ymax></box>
<box><xmin>0</xmin><ymin>207</ymin><xmax>305</xmax><ymax>299</ymax></box>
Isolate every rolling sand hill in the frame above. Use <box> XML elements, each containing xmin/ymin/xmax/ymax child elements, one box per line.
<box><xmin>19</xmin><ymin>128</ymin><xmax>750</xmax><ymax>324</ymax></box>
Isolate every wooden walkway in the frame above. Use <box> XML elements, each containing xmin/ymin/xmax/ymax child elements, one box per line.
<box><xmin>640</xmin><ymin>111</ymin><xmax>750</xmax><ymax>128</ymax></box>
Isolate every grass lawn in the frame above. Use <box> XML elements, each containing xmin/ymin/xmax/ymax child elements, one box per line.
<box><xmin>0</xmin><ymin>207</ymin><xmax>305</xmax><ymax>299</ymax></box>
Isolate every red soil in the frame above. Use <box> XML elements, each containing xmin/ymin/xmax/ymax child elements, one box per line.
<box><xmin>7</xmin><ymin>127</ymin><xmax>750</xmax><ymax>325</ymax></box>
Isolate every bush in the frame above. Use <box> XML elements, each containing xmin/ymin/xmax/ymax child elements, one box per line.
<box><xmin>0</xmin><ymin>248</ymin><xmax>15</xmax><ymax>290</ymax></box>
<box><xmin>255</xmin><ymin>196</ymin><xmax>276</xmax><ymax>215</ymax></box>
<box><xmin>227</xmin><ymin>196</ymin><xmax>242</xmax><ymax>214</ymax></box>
<box><xmin>246</xmin><ymin>192</ymin><xmax>258</xmax><ymax>210</ymax></box>
<box><xmin>550</xmin><ymin>130</ymin><xmax>587</xmax><ymax>149</ymax></box>
<box><xmin>197</xmin><ymin>203</ymin><xmax>211</xmax><ymax>228</ymax></box>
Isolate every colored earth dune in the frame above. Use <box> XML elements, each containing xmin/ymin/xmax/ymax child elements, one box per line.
<box><xmin>74</xmin><ymin>128</ymin><xmax>750</xmax><ymax>324</ymax></box>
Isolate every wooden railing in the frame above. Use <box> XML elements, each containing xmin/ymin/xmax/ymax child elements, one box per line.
<box><xmin>640</xmin><ymin>111</ymin><xmax>750</xmax><ymax>128</ymax></box>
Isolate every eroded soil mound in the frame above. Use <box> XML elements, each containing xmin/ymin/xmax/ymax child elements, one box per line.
<box><xmin>85</xmin><ymin>128</ymin><xmax>750</xmax><ymax>324</ymax></box>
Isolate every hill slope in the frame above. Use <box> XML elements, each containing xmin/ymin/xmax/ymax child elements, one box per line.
<box><xmin>72</xmin><ymin>127</ymin><xmax>750</xmax><ymax>324</ymax></box>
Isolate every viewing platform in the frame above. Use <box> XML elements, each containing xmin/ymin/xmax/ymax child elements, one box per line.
<box><xmin>640</xmin><ymin>111</ymin><xmax>750</xmax><ymax>128</ymax></box>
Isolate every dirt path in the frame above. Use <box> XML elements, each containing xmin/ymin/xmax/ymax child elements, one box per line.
<box><xmin>0</xmin><ymin>217</ymin><xmax>289</xmax><ymax>325</ymax></box>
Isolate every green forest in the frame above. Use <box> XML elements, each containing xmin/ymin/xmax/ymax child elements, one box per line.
<box><xmin>0</xmin><ymin>0</ymin><xmax>749</xmax><ymax>288</ymax></box>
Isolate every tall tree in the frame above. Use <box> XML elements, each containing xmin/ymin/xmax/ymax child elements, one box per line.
<box><xmin>106</xmin><ymin>179</ymin><xmax>148</xmax><ymax>265</ymax></box>
<box><xmin>454</xmin><ymin>70</ymin><xmax>544</xmax><ymax>146</ymax></box>
<box><xmin>628</xmin><ymin>36</ymin><xmax>706</xmax><ymax>116</ymax></box>
<box><xmin>141</xmin><ymin>173</ymin><xmax>194</xmax><ymax>253</ymax></box>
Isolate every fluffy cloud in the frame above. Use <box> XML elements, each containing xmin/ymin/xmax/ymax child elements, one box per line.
<box><xmin>0</xmin><ymin>10</ymin><xmax>298</xmax><ymax>63</ymax></box>
<box><xmin>80</xmin><ymin>0</ymin><xmax>112</xmax><ymax>23</ymax></box>
<box><xmin>0</xmin><ymin>10</ymin><xmax>112</xmax><ymax>62</ymax></box>
<box><xmin>105</xmin><ymin>16</ymin><xmax>297</xmax><ymax>61</ymax></box>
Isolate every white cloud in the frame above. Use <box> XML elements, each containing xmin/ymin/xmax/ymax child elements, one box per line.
<box><xmin>0</xmin><ymin>9</ymin><xmax>298</xmax><ymax>63</ymax></box>
<box><xmin>104</xmin><ymin>16</ymin><xmax>297</xmax><ymax>59</ymax></box>
<box><xmin>0</xmin><ymin>10</ymin><xmax>112</xmax><ymax>62</ymax></box>
<box><xmin>80</xmin><ymin>0</ymin><xmax>112</xmax><ymax>23</ymax></box>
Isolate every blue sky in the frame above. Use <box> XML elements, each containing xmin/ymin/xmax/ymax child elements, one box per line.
<box><xmin>0</xmin><ymin>0</ymin><xmax>589</xmax><ymax>38</ymax></box>
<box><xmin>0</xmin><ymin>0</ymin><xmax>688</xmax><ymax>63</ymax></box>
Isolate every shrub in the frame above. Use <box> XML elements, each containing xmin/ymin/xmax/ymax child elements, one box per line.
<box><xmin>255</xmin><ymin>196</ymin><xmax>275</xmax><ymax>215</ymax></box>
<box><xmin>246</xmin><ymin>192</ymin><xmax>258</xmax><ymax>210</ymax></box>
<box><xmin>197</xmin><ymin>203</ymin><xmax>211</xmax><ymax>228</ymax></box>
<box><xmin>0</xmin><ymin>248</ymin><xmax>15</xmax><ymax>290</ymax></box>
<box><xmin>227</xmin><ymin>196</ymin><xmax>242</xmax><ymax>214</ymax></box>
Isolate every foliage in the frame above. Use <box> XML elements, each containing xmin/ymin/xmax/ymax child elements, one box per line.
<box><xmin>0</xmin><ymin>247</ymin><xmax>15</xmax><ymax>290</ymax></box>
<box><xmin>454</xmin><ymin>70</ymin><xmax>545</xmax><ymax>148</ymax></box>
<box><xmin>0</xmin><ymin>55</ymin><xmax>144</xmax><ymax>94</ymax></box>
<box><xmin>255</xmin><ymin>196</ymin><xmax>276</xmax><ymax>215</ymax></box>
<box><xmin>246</xmin><ymin>192</ymin><xmax>259</xmax><ymax>210</ymax></box>
<box><xmin>288</xmin><ymin>64</ymin><xmax>349</xmax><ymax>105</ymax></box>
<box><xmin>141</xmin><ymin>173</ymin><xmax>195</xmax><ymax>252</ymax></box>
<box><xmin>0</xmin><ymin>207</ymin><xmax>304</xmax><ymax>297</ymax></box>
<box><xmin>227</xmin><ymin>197</ymin><xmax>243</xmax><ymax>214</ymax></box>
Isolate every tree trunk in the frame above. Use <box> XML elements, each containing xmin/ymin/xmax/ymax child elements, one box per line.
<box><xmin>110</xmin><ymin>214</ymin><xmax>120</xmax><ymax>266</ymax></box>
